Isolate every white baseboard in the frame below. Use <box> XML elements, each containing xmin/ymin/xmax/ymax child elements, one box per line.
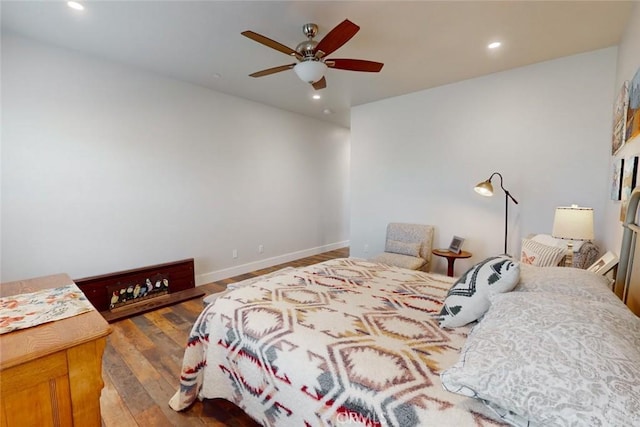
<box><xmin>195</xmin><ymin>241</ymin><xmax>349</xmax><ymax>286</ymax></box>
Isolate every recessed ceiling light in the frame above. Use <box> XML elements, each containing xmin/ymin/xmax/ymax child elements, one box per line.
<box><xmin>312</xmin><ymin>94</ymin><xmax>321</xmax><ymax>100</ymax></box>
<box><xmin>488</xmin><ymin>41</ymin><xmax>502</xmax><ymax>49</ymax></box>
<box><xmin>67</xmin><ymin>1</ymin><xmax>84</xmax><ymax>11</ymax></box>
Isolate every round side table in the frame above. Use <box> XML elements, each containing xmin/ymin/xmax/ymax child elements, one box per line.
<box><xmin>432</xmin><ymin>249</ymin><xmax>472</xmax><ymax>277</ymax></box>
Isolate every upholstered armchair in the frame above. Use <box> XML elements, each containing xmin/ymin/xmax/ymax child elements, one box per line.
<box><xmin>371</xmin><ymin>223</ymin><xmax>435</xmax><ymax>271</ymax></box>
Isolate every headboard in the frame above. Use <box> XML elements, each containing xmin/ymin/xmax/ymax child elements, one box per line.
<box><xmin>615</xmin><ymin>187</ymin><xmax>640</xmax><ymax>316</ymax></box>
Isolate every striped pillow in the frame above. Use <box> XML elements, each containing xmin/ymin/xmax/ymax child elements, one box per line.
<box><xmin>520</xmin><ymin>238</ymin><xmax>566</xmax><ymax>267</ymax></box>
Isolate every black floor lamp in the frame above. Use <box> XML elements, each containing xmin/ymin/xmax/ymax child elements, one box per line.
<box><xmin>474</xmin><ymin>172</ymin><xmax>519</xmax><ymax>255</ymax></box>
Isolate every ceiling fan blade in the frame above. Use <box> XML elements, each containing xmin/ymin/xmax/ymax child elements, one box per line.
<box><xmin>249</xmin><ymin>64</ymin><xmax>296</xmax><ymax>78</ymax></box>
<box><xmin>242</xmin><ymin>30</ymin><xmax>301</xmax><ymax>59</ymax></box>
<box><xmin>312</xmin><ymin>76</ymin><xmax>327</xmax><ymax>90</ymax></box>
<box><xmin>326</xmin><ymin>59</ymin><xmax>384</xmax><ymax>72</ymax></box>
<box><xmin>314</xmin><ymin>19</ymin><xmax>360</xmax><ymax>58</ymax></box>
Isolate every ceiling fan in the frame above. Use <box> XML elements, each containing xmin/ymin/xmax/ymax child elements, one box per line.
<box><xmin>242</xmin><ymin>19</ymin><xmax>384</xmax><ymax>90</ymax></box>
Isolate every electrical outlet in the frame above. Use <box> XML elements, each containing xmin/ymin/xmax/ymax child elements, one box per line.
<box><xmin>364</xmin><ymin>244</ymin><xmax>369</xmax><ymax>254</ymax></box>
<box><xmin>232</xmin><ymin>249</ymin><xmax>238</xmax><ymax>259</ymax></box>
<box><xmin>258</xmin><ymin>245</ymin><xmax>264</xmax><ymax>254</ymax></box>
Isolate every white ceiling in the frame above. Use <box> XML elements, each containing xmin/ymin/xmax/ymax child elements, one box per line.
<box><xmin>1</xmin><ymin>1</ymin><xmax>632</xmax><ymax>128</ymax></box>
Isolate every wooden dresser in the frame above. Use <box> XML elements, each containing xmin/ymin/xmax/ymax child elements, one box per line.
<box><xmin>0</xmin><ymin>274</ymin><xmax>111</xmax><ymax>426</ymax></box>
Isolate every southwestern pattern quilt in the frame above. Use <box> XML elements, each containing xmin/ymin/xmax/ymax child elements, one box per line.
<box><xmin>169</xmin><ymin>258</ymin><xmax>505</xmax><ymax>426</ymax></box>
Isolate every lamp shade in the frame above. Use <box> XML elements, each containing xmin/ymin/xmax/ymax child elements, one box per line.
<box><xmin>552</xmin><ymin>205</ymin><xmax>594</xmax><ymax>241</ymax></box>
<box><xmin>293</xmin><ymin>61</ymin><xmax>327</xmax><ymax>84</ymax></box>
<box><xmin>474</xmin><ymin>179</ymin><xmax>494</xmax><ymax>197</ymax></box>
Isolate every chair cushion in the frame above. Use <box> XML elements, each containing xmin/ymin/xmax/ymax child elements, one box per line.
<box><xmin>385</xmin><ymin>239</ymin><xmax>421</xmax><ymax>257</ymax></box>
<box><xmin>372</xmin><ymin>252</ymin><xmax>426</xmax><ymax>270</ymax></box>
<box><xmin>386</xmin><ymin>223</ymin><xmax>434</xmax><ymax>264</ymax></box>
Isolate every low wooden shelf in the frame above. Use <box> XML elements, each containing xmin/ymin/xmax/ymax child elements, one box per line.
<box><xmin>0</xmin><ymin>274</ymin><xmax>112</xmax><ymax>426</ymax></box>
<box><xmin>75</xmin><ymin>258</ymin><xmax>205</xmax><ymax>323</ymax></box>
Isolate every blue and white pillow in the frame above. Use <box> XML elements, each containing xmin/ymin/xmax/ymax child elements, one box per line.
<box><xmin>438</xmin><ymin>256</ymin><xmax>520</xmax><ymax>328</ymax></box>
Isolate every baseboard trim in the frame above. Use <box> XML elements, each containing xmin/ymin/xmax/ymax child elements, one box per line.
<box><xmin>195</xmin><ymin>241</ymin><xmax>349</xmax><ymax>285</ymax></box>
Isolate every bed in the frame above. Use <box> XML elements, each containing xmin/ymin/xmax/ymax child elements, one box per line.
<box><xmin>169</xmin><ymin>191</ymin><xmax>640</xmax><ymax>426</ymax></box>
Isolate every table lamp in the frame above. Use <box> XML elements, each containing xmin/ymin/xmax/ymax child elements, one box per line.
<box><xmin>552</xmin><ymin>204</ymin><xmax>594</xmax><ymax>267</ymax></box>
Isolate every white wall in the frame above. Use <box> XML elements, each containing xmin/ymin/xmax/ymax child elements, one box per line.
<box><xmin>604</xmin><ymin>2</ymin><xmax>640</xmax><ymax>255</ymax></box>
<box><xmin>351</xmin><ymin>47</ymin><xmax>617</xmax><ymax>276</ymax></box>
<box><xmin>1</xmin><ymin>35</ymin><xmax>350</xmax><ymax>284</ymax></box>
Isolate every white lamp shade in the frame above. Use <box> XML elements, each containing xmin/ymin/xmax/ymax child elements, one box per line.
<box><xmin>293</xmin><ymin>61</ymin><xmax>327</xmax><ymax>84</ymax></box>
<box><xmin>552</xmin><ymin>205</ymin><xmax>594</xmax><ymax>241</ymax></box>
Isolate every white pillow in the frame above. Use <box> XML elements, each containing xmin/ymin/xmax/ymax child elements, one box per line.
<box><xmin>515</xmin><ymin>263</ymin><xmax>614</xmax><ymax>301</ymax></box>
<box><xmin>520</xmin><ymin>238</ymin><xmax>566</xmax><ymax>267</ymax></box>
<box><xmin>531</xmin><ymin>233</ymin><xmax>585</xmax><ymax>252</ymax></box>
<box><xmin>530</xmin><ymin>233</ymin><xmax>567</xmax><ymax>248</ymax></box>
<box><xmin>438</xmin><ymin>256</ymin><xmax>520</xmax><ymax>328</ymax></box>
<box><xmin>441</xmin><ymin>292</ymin><xmax>640</xmax><ymax>427</ymax></box>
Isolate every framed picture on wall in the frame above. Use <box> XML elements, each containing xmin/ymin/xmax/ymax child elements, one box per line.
<box><xmin>620</xmin><ymin>156</ymin><xmax>638</xmax><ymax>221</ymax></box>
<box><xmin>626</xmin><ymin>68</ymin><xmax>640</xmax><ymax>142</ymax></box>
<box><xmin>612</xmin><ymin>81</ymin><xmax>629</xmax><ymax>155</ymax></box>
<box><xmin>611</xmin><ymin>157</ymin><xmax>624</xmax><ymax>201</ymax></box>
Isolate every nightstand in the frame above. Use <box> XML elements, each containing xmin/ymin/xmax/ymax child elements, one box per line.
<box><xmin>432</xmin><ymin>249</ymin><xmax>472</xmax><ymax>277</ymax></box>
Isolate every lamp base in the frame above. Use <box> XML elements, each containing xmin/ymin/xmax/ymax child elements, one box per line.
<box><xmin>563</xmin><ymin>242</ymin><xmax>574</xmax><ymax>267</ymax></box>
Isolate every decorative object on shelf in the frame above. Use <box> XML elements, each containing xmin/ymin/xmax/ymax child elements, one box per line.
<box><xmin>447</xmin><ymin>236</ymin><xmax>465</xmax><ymax>254</ymax></box>
<box><xmin>107</xmin><ymin>273</ymin><xmax>169</xmax><ymax>310</ymax></box>
<box><xmin>625</xmin><ymin>67</ymin><xmax>640</xmax><ymax>142</ymax></box>
<box><xmin>552</xmin><ymin>205</ymin><xmax>594</xmax><ymax>267</ymax></box>
<box><xmin>474</xmin><ymin>172</ymin><xmax>519</xmax><ymax>255</ymax></box>
<box><xmin>620</xmin><ymin>156</ymin><xmax>638</xmax><ymax>222</ymax></box>
<box><xmin>611</xmin><ymin>157</ymin><xmax>624</xmax><ymax>201</ymax></box>
<box><xmin>612</xmin><ymin>81</ymin><xmax>629</xmax><ymax>154</ymax></box>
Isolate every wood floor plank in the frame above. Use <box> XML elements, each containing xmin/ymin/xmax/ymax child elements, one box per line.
<box><xmin>115</xmin><ymin>318</ymin><xmax>156</xmax><ymax>352</ymax></box>
<box><xmin>109</xmin><ymin>326</ymin><xmax>162</xmax><ymax>383</ymax></box>
<box><xmin>100</xmin><ymin>369</ymin><xmax>138</xmax><ymax>427</ymax></box>
<box><xmin>101</xmin><ymin>247</ymin><xmax>349</xmax><ymax>426</ymax></box>
<box><xmin>102</xmin><ymin>339</ymin><xmax>156</xmax><ymax>417</ymax></box>
<box><xmin>176</xmin><ymin>298</ymin><xmax>208</xmax><ymax>317</ymax></box>
<box><xmin>143</xmin><ymin>309</ymin><xmax>190</xmax><ymax>347</ymax></box>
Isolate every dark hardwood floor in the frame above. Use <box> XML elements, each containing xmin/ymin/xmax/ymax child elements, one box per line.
<box><xmin>101</xmin><ymin>247</ymin><xmax>349</xmax><ymax>427</ymax></box>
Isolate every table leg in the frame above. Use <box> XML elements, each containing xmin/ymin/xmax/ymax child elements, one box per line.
<box><xmin>446</xmin><ymin>258</ymin><xmax>456</xmax><ymax>277</ymax></box>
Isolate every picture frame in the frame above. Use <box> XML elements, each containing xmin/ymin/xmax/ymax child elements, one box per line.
<box><xmin>625</xmin><ymin>67</ymin><xmax>640</xmax><ymax>142</ymax></box>
<box><xmin>612</xmin><ymin>81</ymin><xmax>629</xmax><ymax>155</ymax></box>
<box><xmin>620</xmin><ymin>155</ymin><xmax>638</xmax><ymax>221</ymax></box>
<box><xmin>587</xmin><ymin>251</ymin><xmax>618</xmax><ymax>276</ymax></box>
<box><xmin>611</xmin><ymin>157</ymin><xmax>624</xmax><ymax>201</ymax></box>
<box><xmin>448</xmin><ymin>236</ymin><xmax>465</xmax><ymax>254</ymax></box>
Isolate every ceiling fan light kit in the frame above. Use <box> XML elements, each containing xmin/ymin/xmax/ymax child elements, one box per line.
<box><xmin>242</xmin><ymin>19</ymin><xmax>383</xmax><ymax>90</ymax></box>
<box><xmin>294</xmin><ymin>61</ymin><xmax>327</xmax><ymax>84</ymax></box>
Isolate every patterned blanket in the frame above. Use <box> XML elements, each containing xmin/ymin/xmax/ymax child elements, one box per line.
<box><xmin>169</xmin><ymin>258</ymin><xmax>505</xmax><ymax>426</ymax></box>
